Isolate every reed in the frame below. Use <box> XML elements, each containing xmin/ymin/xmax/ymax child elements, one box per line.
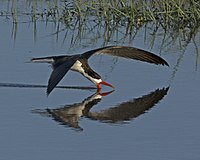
<box><xmin>61</xmin><ymin>0</ymin><xmax>200</xmax><ymax>29</ymax></box>
<box><xmin>0</xmin><ymin>0</ymin><xmax>199</xmax><ymax>50</ymax></box>
<box><xmin>1</xmin><ymin>0</ymin><xmax>199</xmax><ymax>32</ymax></box>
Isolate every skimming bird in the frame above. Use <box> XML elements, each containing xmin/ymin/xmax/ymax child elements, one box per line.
<box><xmin>31</xmin><ymin>46</ymin><xmax>169</xmax><ymax>95</ymax></box>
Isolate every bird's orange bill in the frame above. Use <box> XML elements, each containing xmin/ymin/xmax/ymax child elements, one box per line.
<box><xmin>97</xmin><ymin>81</ymin><xmax>115</xmax><ymax>89</ymax></box>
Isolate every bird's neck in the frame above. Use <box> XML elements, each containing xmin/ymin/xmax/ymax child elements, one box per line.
<box><xmin>71</xmin><ymin>60</ymin><xmax>102</xmax><ymax>85</ymax></box>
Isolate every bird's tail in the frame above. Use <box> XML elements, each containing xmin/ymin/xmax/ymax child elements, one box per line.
<box><xmin>31</xmin><ymin>57</ymin><xmax>54</xmax><ymax>63</ymax></box>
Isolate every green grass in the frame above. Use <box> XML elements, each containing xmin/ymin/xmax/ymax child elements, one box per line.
<box><xmin>61</xmin><ymin>0</ymin><xmax>200</xmax><ymax>29</ymax></box>
<box><xmin>0</xmin><ymin>0</ymin><xmax>199</xmax><ymax>50</ymax></box>
<box><xmin>1</xmin><ymin>0</ymin><xmax>199</xmax><ymax>30</ymax></box>
<box><xmin>58</xmin><ymin>0</ymin><xmax>199</xmax><ymax>49</ymax></box>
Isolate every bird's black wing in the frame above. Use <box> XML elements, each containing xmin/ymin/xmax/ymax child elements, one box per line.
<box><xmin>82</xmin><ymin>46</ymin><xmax>169</xmax><ymax>66</ymax></box>
<box><xmin>47</xmin><ymin>56</ymin><xmax>79</xmax><ymax>95</ymax></box>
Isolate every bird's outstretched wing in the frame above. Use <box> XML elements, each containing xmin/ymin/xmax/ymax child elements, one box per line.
<box><xmin>47</xmin><ymin>56</ymin><xmax>79</xmax><ymax>95</ymax></box>
<box><xmin>82</xmin><ymin>46</ymin><xmax>169</xmax><ymax>66</ymax></box>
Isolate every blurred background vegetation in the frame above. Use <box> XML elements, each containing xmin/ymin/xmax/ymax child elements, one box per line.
<box><xmin>0</xmin><ymin>0</ymin><xmax>199</xmax><ymax>57</ymax></box>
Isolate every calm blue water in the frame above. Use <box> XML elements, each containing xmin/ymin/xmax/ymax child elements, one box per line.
<box><xmin>0</xmin><ymin>2</ymin><xmax>200</xmax><ymax>160</ymax></box>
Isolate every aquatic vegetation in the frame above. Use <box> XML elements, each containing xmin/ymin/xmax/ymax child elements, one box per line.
<box><xmin>60</xmin><ymin>0</ymin><xmax>200</xmax><ymax>59</ymax></box>
<box><xmin>0</xmin><ymin>0</ymin><xmax>199</xmax><ymax>51</ymax></box>
<box><xmin>1</xmin><ymin>1</ymin><xmax>199</xmax><ymax>32</ymax></box>
<box><xmin>61</xmin><ymin>0</ymin><xmax>200</xmax><ymax>30</ymax></box>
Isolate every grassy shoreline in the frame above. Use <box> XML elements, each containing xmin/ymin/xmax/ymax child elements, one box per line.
<box><xmin>0</xmin><ymin>0</ymin><xmax>199</xmax><ymax>51</ymax></box>
<box><xmin>0</xmin><ymin>0</ymin><xmax>199</xmax><ymax>27</ymax></box>
<box><xmin>62</xmin><ymin>0</ymin><xmax>200</xmax><ymax>28</ymax></box>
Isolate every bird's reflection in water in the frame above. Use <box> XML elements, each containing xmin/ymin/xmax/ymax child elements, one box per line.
<box><xmin>32</xmin><ymin>90</ymin><xmax>114</xmax><ymax>131</ymax></box>
<box><xmin>32</xmin><ymin>87</ymin><xmax>169</xmax><ymax>131</ymax></box>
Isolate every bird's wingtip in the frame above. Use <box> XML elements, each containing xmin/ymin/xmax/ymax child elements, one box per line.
<box><xmin>46</xmin><ymin>92</ymin><xmax>49</xmax><ymax>97</ymax></box>
<box><xmin>46</xmin><ymin>89</ymin><xmax>51</xmax><ymax>97</ymax></box>
<box><xmin>163</xmin><ymin>60</ymin><xmax>170</xmax><ymax>67</ymax></box>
